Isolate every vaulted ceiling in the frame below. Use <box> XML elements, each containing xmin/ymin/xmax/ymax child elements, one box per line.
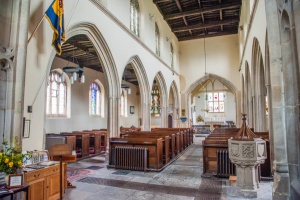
<box><xmin>153</xmin><ymin>0</ymin><xmax>242</xmax><ymax>41</ymax></box>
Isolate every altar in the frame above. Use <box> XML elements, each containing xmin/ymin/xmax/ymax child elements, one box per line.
<box><xmin>204</xmin><ymin>117</ymin><xmax>226</xmax><ymax>130</ymax></box>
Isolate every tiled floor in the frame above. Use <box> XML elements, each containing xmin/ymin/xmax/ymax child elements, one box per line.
<box><xmin>64</xmin><ymin>137</ymin><xmax>273</xmax><ymax>200</ymax></box>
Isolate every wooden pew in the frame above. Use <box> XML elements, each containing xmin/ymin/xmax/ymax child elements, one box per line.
<box><xmin>123</xmin><ymin>133</ymin><xmax>171</xmax><ymax>164</ymax></box>
<box><xmin>109</xmin><ymin>137</ymin><xmax>163</xmax><ymax>170</ymax></box>
<box><xmin>46</xmin><ymin>134</ymin><xmax>76</xmax><ymax>151</ymax></box>
<box><xmin>129</xmin><ymin>131</ymin><xmax>179</xmax><ymax>157</ymax></box>
<box><xmin>152</xmin><ymin>128</ymin><xmax>194</xmax><ymax>147</ymax></box>
<box><xmin>152</xmin><ymin>128</ymin><xmax>188</xmax><ymax>152</ymax></box>
<box><xmin>202</xmin><ymin>128</ymin><xmax>271</xmax><ymax>178</ymax></box>
<box><xmin>92</xmin><ymin>130</ymin><xmax>108</xmax><ymax>151</ymax></box>
<box><xmin>60</xmin><ymin>132</ymin><xmax>90</xmax><ymax>158</ymax></box>
<box><xmin>82</xmin><ymin>130</ymin><xmax>108</xmax><ymax>154</ymax></box>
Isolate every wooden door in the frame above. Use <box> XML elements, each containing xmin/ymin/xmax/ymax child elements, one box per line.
<box><xmin>46</xmin><ymin>172</ymin><xmax>60</xmax><ymax>200</ymax></box>
<box><xmin>28</xmin><ymin>178</ymin><xmax>45</xmax><ymax>200</ymax></box>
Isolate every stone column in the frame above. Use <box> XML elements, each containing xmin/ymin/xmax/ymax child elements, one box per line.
<box><xmin>142</xmin><ymin>102</ymin><xmax>150</xmax><ymax>131</ymax></box>
<box><xmin>264</xmin><ymin>1</ymin><xmax>290</xmax><ymax>198</ymax></box>
<box><xmin>0</xmin><ymin>0</ymin><xmax>30</xmax><ymax>186</ymax></box>
<box><xmin>0</xmin><ymin>0</ymin><xmax>30</xmax><ymax>146</ymax></box>
<box><xmin>108</xmin><ymin>96</ymin><xmax>119</xmax><ymax>138</ymax></box>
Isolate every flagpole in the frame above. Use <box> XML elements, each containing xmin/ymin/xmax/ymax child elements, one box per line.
<box><xmin>27</xmin><ymin>13</ymin><xmax>46</xmax><ymax>44</ymax></box>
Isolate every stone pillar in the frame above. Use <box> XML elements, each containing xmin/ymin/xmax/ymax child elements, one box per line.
<box><xmin>142</xmin><ymin>102</ymin><xmax>150</xmax><ymax>131</ymax></box>
<box><xmin>264</xmin><ymin>0</ymin><xmax>290</xmax><ymax>198</ymax></box>
<box><xmin>0</xmin><ymin>0</ymin><xmax>30</xmax><ymax>146</ymax></box>
<box><xmin>107</xmin><ymin>96</ymin><xmax>119</xmax><ymax>138</ymax></box>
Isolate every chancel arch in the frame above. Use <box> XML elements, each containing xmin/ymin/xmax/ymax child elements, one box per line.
<box><xmin>185</xmin><ymin>73</ymin><xmax>239</xmax><ymax>127</ymax></box>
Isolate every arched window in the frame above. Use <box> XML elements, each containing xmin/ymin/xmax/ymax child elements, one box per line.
<box><xmin>120</xmin><ymin>89</ymin><xmax>128</xmax><ymax>117</ymax></box>
<box><xmin>155</xmin><ymin>23</ymin><xmax>160</xmax><ymax>56</ymax></box>
<box><xmin>130</xmin><ymin>0</ymin><xmax>140</xmax><ymax>37</ymax></box>
<box><xmin>207</xmin><ymin>92</ymin><xmax>225</xmax><ymax>113</ymax></box>
<box><xmin>151</xmin><ymin>85</ymin><xmax>161</xmax><ymax>114</ymax></box>
<box><xmin>89</xmin><ymin>82</ymin><xmax>101</xmax><ymax>116</ymax></box>
<box><xmin>170</xmin><ymin>43</ymin><xmax>174</xmax><ymax>69</ymax></box>
<box><xmin>46</xmin><ymin>71</ymin><xmax>67</xmax><ymax>117</ymax></box>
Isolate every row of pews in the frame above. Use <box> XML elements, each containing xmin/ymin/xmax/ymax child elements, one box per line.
<box><xmin>202</xmin><ymin>127</ymin><xmax>271</xmax><ymax>178</ymax></box>
<box><xmin>46</xmin><ymin>130</ymin><xmax>107</xmax><ymax>159</ymax></box>
<box><xmin>108</xmin><ymin>128</ymin><xmax>194</xmax><ymax>171</ymax></box>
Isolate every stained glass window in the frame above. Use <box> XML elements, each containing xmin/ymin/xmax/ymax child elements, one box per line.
<box><xmin>208</xmin><ymin>92</ymin><xmax>225</xmax><ymax>113</ymax></box>
<box><xmin>151</xmin><ymin>86</ymin><xmax>161</xmax><ymax>114</ymax></box>
<box><xmin>46</xmin><ymin>71</ymin><xmax>66</xmax><ymax>117</ymax></box>
<box><xmin>89</xmin><ymin>82</ymin><xmax>101</xmax><ymax>116</ymax></box>
<box><xmin>155</xmin><ymin>23</ymin><xmax>160</xmax><ymax>56</ymax></box>
<box><xmin>130</xmin><ymin>0</ymin><xmax>140</xmax><ymax>37</ymax></box>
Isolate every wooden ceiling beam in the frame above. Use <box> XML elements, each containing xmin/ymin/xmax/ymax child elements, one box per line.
<box><xmin>164</xmin><ymin>1</ymin><xmax>241</xmax><ymax>20</ymax></box>
<box><xmin>153</xmin><ymin>0</ymin><xmax>172</xmax><ymax>4</ymax></box>
<box><xmin>80</xmin><ymin>58</ymin><xmax>101</xmax><ymax>66</ymax></box>
<box><xmin>178</xmin><ymin>30</ymin><xmax>238</xmax><ymax>41</ymax></box>
<box><xmin>174</xmin><ymin>0</ymin><xmax>193</xmax><ymax>36</ymax></box>
<box><xmin>173</xmin><ymin>18</ymin><xmax>239</xmax><ymax>32</ymax></box>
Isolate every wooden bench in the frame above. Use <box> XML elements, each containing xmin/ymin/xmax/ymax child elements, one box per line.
<box><xmin>152</xmin><ymin>128</ymin><xmax>193</xmax><ymax>147</ymax></box>
<box><xmin>123</xmin><ymin>133</ymin><xmax>171</xmax><ymax>164</ymax></box>
<box><xmin>83</xmin><ymin>130</ymin><xmax>108</xmax><ymax>153</ymax></box>
<box><xmin>202</xmin><ymin>128</ymin><xmax>271</xmax><ymax>178</ymax></box>
<box><xmin>130</xmin><ymin>131</ymin><xmax>180</xmax><ymax>156</ymax></box>
<box><xmin>60</xmin><ymin>132</ymin><xmax>90</xmax><ymax>158</ymax></box>
<box><xmin>45</xmin><ymin>134</ymin><xmax>76</xmax><ymax>151</ymax></box>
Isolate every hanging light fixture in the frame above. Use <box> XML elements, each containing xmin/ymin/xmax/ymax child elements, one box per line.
<box><xmin>62</xmin><ymin>42</ymin><xmax>85</xmax><ymax>84</ymax></box>
<box><xmin>201</xmin><ymin>38</ymin><xmax>210</xmax><ymax>113</ymax></box>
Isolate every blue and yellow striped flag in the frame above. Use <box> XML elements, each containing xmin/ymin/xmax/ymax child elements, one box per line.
<box><xmin>45</xmin><ymin>0</ymin><xmax>65</xmax><ymax>55</ymax></box>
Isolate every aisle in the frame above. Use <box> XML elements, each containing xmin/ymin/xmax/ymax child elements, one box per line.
<box><xmin>64</xmin><ymin>137</ymin><xmax>272</xmax><ymax>200</ymax></box>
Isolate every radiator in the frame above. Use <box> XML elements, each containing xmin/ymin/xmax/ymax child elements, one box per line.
<box><xmin>114</xmin><ymin>146</ymin><xmax>148</xmax><ymax>171</ymax></box>
<box><xmin>217</xmin><ymin>150</ymin><xmax>236</xmax><ymax>178</ymax></box>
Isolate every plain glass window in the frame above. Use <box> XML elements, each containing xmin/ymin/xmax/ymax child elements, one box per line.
<box><xmin>46</xmin><ymin>71</ymin><xmax>67</xmax><ymax>117</ymax></box>
<box><xmin>155</xmin><ymin>23</ymin><xmax>160</xmax><ymax>56</ymax></box>
<box><xmin>130</xmin><ymin>0</ymin><xmax>140</xmax><ymax>37</ymax></box>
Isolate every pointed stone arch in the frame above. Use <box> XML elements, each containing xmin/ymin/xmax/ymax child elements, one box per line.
<box><xmin>185</xmin><ymin>73</ymin><xmax>240</xmax><ymax>125</ymax></box>
<box><xmin>245</xmin><ymin>61</ymin><xmax>253</xmax><ymax>127</ymax></box>
<box><xmin>46</xmin><ymin>22</ymin><xmax>120</xmax><ymax>138</ymax></box>
<box><xmin>241</xmin><ymin>74</ymin><xmax>245</xmax><ymax>114</ymax></box>
<box><xmin>127</xmin><ymin>55</ymin><xmax>151</xmax><ymax>130</ymax></box>
<box><xmin>153</xmin><ymin>71</ymin><xmax>168</xmax><ymax>128</ymax></box>
<box><xmin>169</xmin><ymin>81</ymin><xmax>180</xmax><ymax>125</ymax></box>
<box><xmin>251</xmin><ymin>37</ymin><xmax>267</xmax><ymax>131</ymax></box>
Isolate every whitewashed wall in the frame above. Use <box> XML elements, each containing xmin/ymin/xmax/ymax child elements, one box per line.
<box><xmin>239</xmin><ymin>0</ymin><xmax>267</xmax><ymax>75</ymax></box>
<box><xmin>23</xmin><ymin>0</ymin><xmax>180</xmax><ymax>150</ymax></box>
<box><xmin>179</xmin><ymin>35</ymin><xmax>240</xmax><ymax>93</ymax></box>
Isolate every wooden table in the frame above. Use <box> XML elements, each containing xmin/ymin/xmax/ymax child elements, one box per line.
<box><xmin>0</xmin><ymin>184</ymin><xmax>29</xmax><ymax>200</ymax></box>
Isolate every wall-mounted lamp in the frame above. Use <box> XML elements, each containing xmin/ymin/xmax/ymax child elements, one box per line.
<box><xmin>149</xmin><ymin>13</ymin><xmax>154</xmax><ymax>21</ymax></box>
